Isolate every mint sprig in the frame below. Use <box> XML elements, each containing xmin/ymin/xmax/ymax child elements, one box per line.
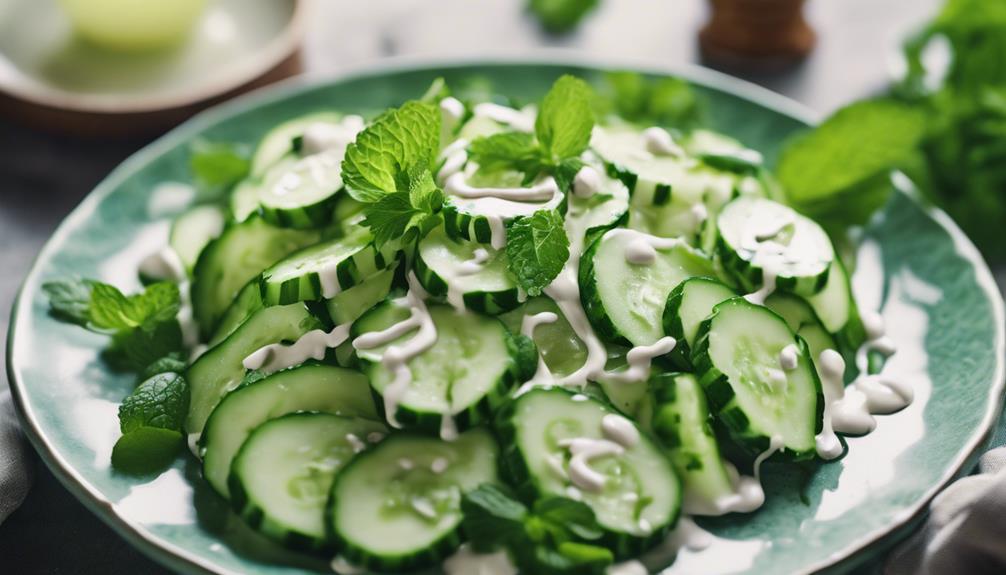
<box><xmin>505</xmin><ymin>209</ymin><xmax>569</xmax><ymax>297</ymax></box>
<box><xmin>113</xmin><ymin>371</ymin><xmax>190</xmax><ymax>474</ymax></box>
<box><xmin>190</xmin><ymin>140</ymin><xmax>250</xmax><ymax>192</ymax></box>
<box><xmin>461</xmin><ymin>484</ymin><xmax>613</xmax><ymax>575</ymax></box>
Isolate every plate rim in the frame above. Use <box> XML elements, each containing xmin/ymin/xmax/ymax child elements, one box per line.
<box><xmin>6</xmin><ymin>53</ymin><xmax>1005</xmax><ymax>575</ymax></box>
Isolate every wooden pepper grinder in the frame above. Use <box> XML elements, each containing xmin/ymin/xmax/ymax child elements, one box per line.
<box><xmin>700</xmin><ymin>0</ymin><xmax>816</xmax><ymax>71</ymax></box>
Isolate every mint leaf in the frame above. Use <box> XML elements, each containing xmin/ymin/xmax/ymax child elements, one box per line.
<box><xmin>777</xmin><ymin>98</ymin><xmax>926</xmax><ymax>225</ymax></box>
<box><xmin>107</xmin><ymin>320</ymin><xmax>184</xmax><ymax>372</ymax></box>
<box><xmin>533</xmin><ymin>497</ymin><xmax>604</xmax><ymax>541</ymax></box>
<box><xmin>119</xmin><ymin>372</ymin><xmax>189</xmax><ymax>433</ymax></box>
<box><xmin>468</xmin><ymin>132</ymin><xmax>544</xmax><ymax>175</ymax></box>
<box><xmin>536</xmin><ymin>75</ymin><xmax>595</xmax><ymax>162</ymax></box>
<box><xmin>505</xmin><ymin>209</ymin><xmax>569</xmax><ymax>297</ymax></box>
<box><xmin>43</xmin><ymin>278</ymin><xmax>93</xmax><ymax>327</ymax></box>
<box><xmin>420</xmin><ymin>77</ymin><xmax>451</xmax><ymax>103</ymax></box>
<box><xmin>361</xmin><ymin>168</ymin><xmax>444</xmax><ymax>247</ymax></box>
<box><xmin>342</xmin><ymin>101</ymin><xmax>441</xmax><ymax>202</ymax></box>
<box><xmin>599</xmin><ymin>72</ymin><xmax>702</xmax><ymax>128</ymax></box>
<box><xmin>461</xmin><ymin>484</ymin><xmax>528</xmax><ymax>552</ymax></box>
<box><xmin>190</xmin><ymin>140</ymin><xmax>250</xmax><ymax>189</ymax></box>
<box><xmin>139</xmin><ymin>352</ymin><xmax>187</xmax><ymax>381</ymax></box>
<box><xmin>528</xmin><ymin>0</ymin><xmax>600</xmax><ymax>34</ymax></box>
<box><xmin>89</xmin><ymin>282</ymin><xmax>180</xmax><ymax>332</ymax></box>
<box><xmin>111</xmin><ymin>427</ymin><xmax>183</xmax><ymax>475</ymax></box>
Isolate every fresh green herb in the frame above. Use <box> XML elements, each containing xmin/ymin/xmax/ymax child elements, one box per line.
<box><xmin>420</xmin><ymin>77</ymin><xmax>451</xmax><ymax>104</ymax></box>
<box><xmin>468</xmin><ymin>132</ymin><xmax>544</xmax><ymax>176</ymax></box>
<box><xmin>89</xmin><ymin>282</ymin><xmax>181</xmax><ymax>332</ymax></box>
<box><xmin>119</xmin><ymin>372</ymin><xmax>189</xmax><ymax>434</ymax></box>
<box><xmin>528</xmin><ymin>0</ymin><xmax>600</xmax><ymax>34</ymax></box>
<box><xmin>111</xmin><ymin>427</ymin><xmax>184</xmax><ymax>475</ymax></box>
<box><xmin>190</xmin><ymin>140</ymin><xmax>250</xmax><ymax>191</ymax></box>
<box><xmin>461</xmin><ymin>484</ymin><xmax>613</xmax><ymax>575</ymax></box>
<box><xmin>42</xmin><ymin>278</ymin><xmax>93</xmax><ymax>327</ymax></box>
<box><xmin>776</xmin><ymin>99</ymin><xmax>926</xmax><ymax>227</ymax></box>
<box><xmin>596</xmin><ymin>72</ymin><xmax>702</xmax><ymax>128</ymax></box>
<box><xmin>505</xmin><ymin>209</ymin><xmax>570</xmax><ymax>297</ymax></box>
<box><xmin>138</xmin><ymin>353</ymin><xmax>187</xmax><ymax>381</ymax></box>
<box><xmin>361</xmin><ymin>167</ymin><xmax>445</xmax><ymax>247</ymax></box>
<box><xmin>108</xmin><ymin>320</ymin><xmax>184</xmax><ymax>373</ymax></box>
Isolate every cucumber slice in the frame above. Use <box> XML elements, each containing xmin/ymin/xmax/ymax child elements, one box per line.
<box><xmin>327</xmin><ymin>428</ymin><xmax>499</xmax><ymax>571</ymax></box>
<box><xmin>591</xmin><ymin>125</ymin><xmax>689</xmax><ymax>192</ymax></box>
<box><xmin>495</xmin><ymin>387</ymin><xmax>680</xmax><ymax>557</ymax></box>
<box><xmin>765</xmin><ymin>292</ymin><xmax>838</xmax><ymax>370</ymax></box>
<box><xmin>685</xmin><ymin>129</ymin><xmax>764</xmax><ymax>175</ymax></box>
<box><xmin>806</xmin><ymin>259</ymin><xmax>866</xmax><ymax>352</ymax></box>
<box><xmin>415</xmin><ymin>226</ymin><xmax>519</xmax><ymax>314</ymax></box>
<box><xmin>499</xmin><ymin>297</ymin><xmax>588</xmax><ymax>378</ymax></box>
<box><xmin>192</xmin><ymin>216</ymin><xmax>320</xmax><ymax>337</ymax></box>
<box><xmin>332</xmin><ymin>194</ymin><xmax>366</xmax><ymax>234</ymax></box>
<box><xmin>662</xmin><ymin>277</ymin><xmax>737</xmax><ymax>369</ymax></box>
<box><xmin>692</xmin><ymin>297</ymin><xmax>823</xmax><ymax>458</ymax></box>
<box><xmin>229</xmin><ymin>413</ymin><xmax>386</xmax><ymax>551</ymax></box>
<box><xmin>566</xmin><ymin>163</ymin><xmax>630</xmax><ymax>234</ymax></box>
<box><xmin>208</xmin><ymin>281</ymin><xmax>264</xmax><ymax>349</ymax></box>
<box><xmin>201</xmin><ymin>363</ymin><xmax>379</xmax><ymax>497</ymax></box>
<box><xmin>716</xmin><ymin>197</ymin><xmax>835</xmax><ymax>297</ymax></box>
<box><xmin>169</xmin><ymin>205</ymin><xmax>225</xmax><ymax>275</ymax></box>
<box><xmin>186</xmin><ymin>303</ymin><xmax>323</xmax><ymax>434</ymax></box>
<box><xmin>580</xmin><ymin>228</ymin><xmax>715</xmax><ymax>346</ymax></box>
<box><xmin>353</xmin><ymin>301</ymin><xmax>522</xmax><ymax>434</ymax></box>
<box><xmin>259</xmin><ymin>149</ymin><xmax>344</xmax><ymax>229</ymax></box>
<box><xmin>651</xmin><ymin>372</ymin><xmax>738</xmax><ymax>516</ymax></box>
<box><xmin>325</xmin><ymin>266</ymin><xmax>397</xmax><ymax>325</ymax></box>
<box><xmin>260</xmin><ymin>232</ymin><xmax>398</xmax><ymax>306</ymax></box>
<box><xmin>230</xmin><ymin>177</ymin><xmax>264</xmax><ymax>223</ymax></box>
<box><xmin>251</xmin><ymin>112</ymin><xmax>343</xmax><ymax>176</ymax></box>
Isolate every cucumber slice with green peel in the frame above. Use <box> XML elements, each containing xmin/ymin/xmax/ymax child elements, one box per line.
<box><xmin>495</xmin><ymin>387</ymin><xmax>681</xmax><ymax>557</ymax></box>
<box><xmin>651</xmin><ymin>372</ymin><xmax>738</xmax><ymax>516</ymax></box>
<box><xmin>230</xmin><ymin>177</ymin><xmax>264</xmax><ymax>223</ymax></box>
<box><xmin>765</xmin><ymin>292</ymin><xmax>839</xmax><ymax>369</ymax></box>
<box><xmin>415</xmin><ymin>226</ymin><xmax>519</xmax><ymax>314</ymax></box>
<box><xmin>260</xmin><ymin>232</ymin><xmax>398</xmax><ymax>306</ymax></box>
<box><xmin>170</xmin><ymin>205</ymin><xmax>225</xmax><ymax>275</ymax></box>
<box><xmin>186</xmin><ymin>302</ymin><xmax>324</xmax><ymax>434</ymax></box>
<box><xmin>685</xmin><ymin>129</ymin><xmax>764</xmax><ymax>175</ymax></box>
<box><xmin>580</xmin><ymin>228</ymin><xmax>716</xmax><ymax>347</ymax></box>
<box><xmin>192</xmin><ymin>217</ymin><xmax>320</xmax><ymax>337</ymax></box>
<box><xmin>325</xmin><ymin>266</ymin><xmax>397</xmax><ymax>325</ymax></box>
<box><xmin>201</xmin><ymin>363</ymin><xmax>379</xmax><ymax>497</ymax></box>
<box><xmin>353</xmin><ymin>301</ymin><xmax>524</xmax><ymax>434</ymax></box>
<box><xmin>566</xmin><ymin>164</ymin><xmax>630</xmax><ymax>234</ymax></box>
<box><xmin>716</xmin><ymin>196</ymin><xmax>835</xmax><ymax>297</ymax></box>
<box><xmin>662</xmin><ymin>277</ymin><xmax>737</xmax><ymax>369</ymax></box>
<box><xmin>806</xmin><ymin>259</ymin><xmax>866</xmax><ymax>352</ymax></box>
<box><xmin>692</xmin><ymin>297</ymin><xmax>824</xmax><ymax>459</ymax></box>
<box><xmin>229</xmin><ymin>412</ymin><xmax>386</xmax><ymax>551</ymax></box>
<box><xmin>591</xmin><ymin>125</ymin><xmax>689</xmax><ymax>191</ymax></box>
<box><xmin>499</xmin><ymin>297</ymin><xmax>588</xmax><ymax>378</ymax></box>
<box><xmin>208</xmin><ymin>280</ymin><xmax>264</xmax><ymax>349</ymax></box>
<box><xmin>258</xmin><ymin>149</ymin><xmax>344</xmax><ymax>229</ymax></box>
<box><xmin>326</xmin><ymin>428</ymin><xmax>499</xmax><ymax>571</ymax></box>
<box><xmin>251</xmin><ymin>112</ymin><xmax>344</xmax><ymax>176</ymax></box>
<box><xmin>598</xmin><ymin>376</ymin><xmax>654</xmax><ymax>431</ymax></box>
<box><xmin>332</xmin><ymin>194</ymin><xmax>366</xmax><ymax>233</ymax></box>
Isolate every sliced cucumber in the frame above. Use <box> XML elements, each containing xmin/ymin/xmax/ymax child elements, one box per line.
<box><xmin>353</xmin><ymin>301</ymin><xmax>523</xmax><ymax>433</ymax></box>
<box><xmin>685</xmin><ymin>129</ymin><xmax>763</xmax><ymax>175</ymax></box>
<box><xmin>208</xmin><ymin>281</ymin><xmax>263</xmax><ymax>349</ymax></box>
<box><xmin>651</xmin><ymin>372</ymin><xmax>737</xmax><ymax>516</ymax></box>
<box><xmin>230</xmin><ymin>177</ymin><xmax>265</xmax><ymax>223</ymax></box>
<box><xmin>325</xmin><ymin>266</ymin><xmax>397</xmax><ymax>325</ymax></box>
<box><xmin>415</xmin><ymin>226</ymin><xmax>519</xmax><ymax>314</ymax></box>
<box><xmin>806</xmin><ymin>258</ymin><xmax>866</xmax><ymax>352</ymax></box>
<box><xmin>201</xmin><ymin>363</ymin><xmax>379</xmax><ymax>497</ymax></box>
<box><xmin>716</xmin><ymin>197</ymin><xmax>834</xmax><ymax>297</ymax></box>
<box><xmin>186</xmin><ymin>303</ymin><xmax>323</xmax><ymax>434</ymax></box>
<box><xmin>662</xmin><ymin>277</ymin><xmax>737</xmax><ymax>369</ymax></box>
<box><xmin>259</xmin><ymin>149</ymin><xmax>344</xmax><ymax>229</ymax></box>
<box><xmin>495</xmin><ymin>387</ymin><xmax>680</xmax><ymax>557</ymax></box>
<box><xmin>192</xmin><ymin>216</ymin><xmax>319</xmax><ymax>337</ymax></box>
<box><xmin>229</xmin><ymin>413</ymin><xmax>386</xmax><ymax>551</ymax></box>
<box><xmin>580</xmin><ymin>228</ymin><xmax>715</xmax><ymax>346</ymax></box>
<box><xmin>327</xmin><ymin>428</ymin><xmax>499</xmax><ymax>571</ymax></box>
<box><xmin>251</xmin><ymin>112</ymin><xmax>343</xmax><ymax>176</ymax></box>
<box><xmin>260</xmin><ymin>232</ymin><xmax>398</xmax><ymax>306</ymax></box>
<box><xmin>566</xmin><ymin>163</ymin><xmax>630</xmax><ymax>234</ymax></box>
<box><xmin>692</xmin><ymin>297</ymin><xmax>823</xmax><ymax>458</ymax></box>
<box><xmin>170</xmin><ymin>205</ymin><xmax>225</xmax><ymax>275</ymax></box>
<box><xmin>765</xmin><ymin>292</ymin><xmax>838</xmax><ymax>370</ymax></box>
<box><xmin>332</xmin><ymin>194</ymin><xmax>366</xmax><ymax>234</ymax></box>
<box><xmin>499</xmin><ymin>297</ymin><xmax>588</xmax><ymax>378</ymax></box>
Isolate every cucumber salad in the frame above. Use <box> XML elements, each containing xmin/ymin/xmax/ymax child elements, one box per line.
<box><xmin>45</xmin><ymin>75</ymin><xmax>916</xmax><ymax>575</ymax></box>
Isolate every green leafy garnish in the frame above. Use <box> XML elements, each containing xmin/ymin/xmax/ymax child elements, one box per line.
<box><xmin>461</xmin><ymin>484</ymin><xmax>612</xmax><ymax>575</ymax></box>
<box><xmin>505</xmin><ymin>209</ymin><xmax>570</xmax><ymax>297</ymax></box>
<box><xmin>42</xmin><ymin>278</ymin><xmax>93</xmax><ymax>327</ymax></box>
<box><xmin>89</xmin><ymin>282</ymin><xmax>180</xmax><ymax>332</ymax></box>
<box><xmin>596</xmin><ymin>72</ymin><xmax>702</xmax><ymax>128</ymax></box>
<box><xmin>776</xmin><ymin>98</ymin><xmax>926</xmax><ymax>226</ymax></box>
<box><xmin>111</xmin><ymin>427</ymin><xmax>184</xmax><ymax>475</ymax></box>
<box><xmin>119</xmin><ymin>372</ymin><xmax>189</xmax><ymax>433</ymax></box>
<box><xmin>528</xmin><ymin>0</ymin><xmax>600</xmax><ymax>34</ymax></box>
<box><xmin>138</xmin><ymin>352</ymin><xmax>187</xmax><ymax>382</ymax></box>
<box><xmin>190</xmin><ymin>140</ymin><xmax>250</xmax><ymax>191</ymax></box>
<box><xmin>360</xmin><ymin>167</ymin><xmax>445</xmax><ymax>247</ymax></box>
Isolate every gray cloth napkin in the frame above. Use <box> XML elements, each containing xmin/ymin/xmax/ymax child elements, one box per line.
<box><xmin>887</xmin><ymin>447</ymin><xmax>1006</xmax><ymax>575</ymax></box>
<box><xmin>0</xmin><ymin>389</ymin><xmax>33</xmax><ymax>525</ymax></box>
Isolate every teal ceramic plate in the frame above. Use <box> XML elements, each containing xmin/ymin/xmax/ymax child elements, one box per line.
<box><xmin>7</xmin><ymin>58</ymin><xmax>1005</xmax><ymax>575</ymax></box>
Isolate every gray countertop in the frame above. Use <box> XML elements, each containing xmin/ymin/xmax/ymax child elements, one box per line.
<box><xmin>0</xmin><ymin>0</ymin><xmax>958</xmax><ymax>572</ymax></box>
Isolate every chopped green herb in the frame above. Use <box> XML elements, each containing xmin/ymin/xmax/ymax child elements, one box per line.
<box><xmin>505</xmin><ymin>209</ymin><xmax>570</xmax><ymax>297</ymax></box>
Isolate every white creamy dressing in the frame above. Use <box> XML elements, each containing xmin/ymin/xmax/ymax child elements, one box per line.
<box><xmin>330</xmin><ymin>555</ymin><xmax>368</xmax><ymax>575</ymax></box>
<box><xmin>610</xmin><ymin>517</ymin><xmax>714</xmax><ymax>575</ymax></box>
<box><xmin>345</xmin><ymin>433</ymin><xmax>367</xmax><ymax>454</ymax></box>
<box><xmin>600</xmin><ymin>337</ymin><xmax>677</xmax><ymax>384</ymax></box>
<box><xmin>440</xmin><ymin>97</ymin><xmax>466</xmax><ymax>135</ymax></box>
<box><xmin>814</xmin><ymin>349</ymin><xmax>847</xmax><ymax>459</ymax></box>
<box><xmin>139</xmin><ymin>247</ymin><xmax>200</xmax><ymax>349</ymax></box>
<box><xmin>242</xmin><ymin>324</ymin><xmax>351</xmax><ymax>374</ymax></box>
<box><xmin>642</xmin><ymin>127</ymin><xmax>685</xmax><ymax>158</ymax></box>
<box><xmin>690</xmin><ymin>202</ymin><xmax>708</xmax><ymax>227</ymax></box>
<box><xmin>472</xmin><ymin>102</ymin><xmax>536</xmax><ymax>133</ymax></box>
<box><xmin>445</xmin><ymin>172</ymin><xmax>559</xmax><ymax>201</ymax></box>
<box><xmin>443</xmin><ymin>544</ymin><xmax>518</xmax><ymax>575</ymax></box>
<box><xmin>573</xmin><ymin>165</ymin><xmax>603</xmax><ymax>198</ymax></box>
<box><xmin>439</xmin><ymin>247</ymin><xmax>492</xmax><ymax>312</ymax></box>
<box><xmin>740</xmin><ymin>210</ymin><xmax>795</xmax><ymax>305</ymax></box>
<box><xmin>431</xmin><ymin>457</ymin><xmax>449</xmax><ymax>474</ymax></box>
<box><xmin>559</xmin><ymin>413</ymin><xmax>640</xmax><ymax>493</ymax></box>
<box><xmin>437</xmin><ymin>138</ymin><xmax>470</xmax><ymax>184</ymax></box>
<box><xmin>457</xmin><ymin>248</ymin><xmax>490</xmax><ymax>276</ymax></box>
<box><xmin>301</xmin><ymin>115</ymin><xmax>365</xmax><ymax>156</ymax></box>
<box><xmin>351</xmin><ymin>272</ymin><xmax>444</xmax><ymax>433</ymax></box>
<box><xmin>778</xmin><ymin>344</ymin><xmax>799</xmax><ymax>371</ymax></box>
